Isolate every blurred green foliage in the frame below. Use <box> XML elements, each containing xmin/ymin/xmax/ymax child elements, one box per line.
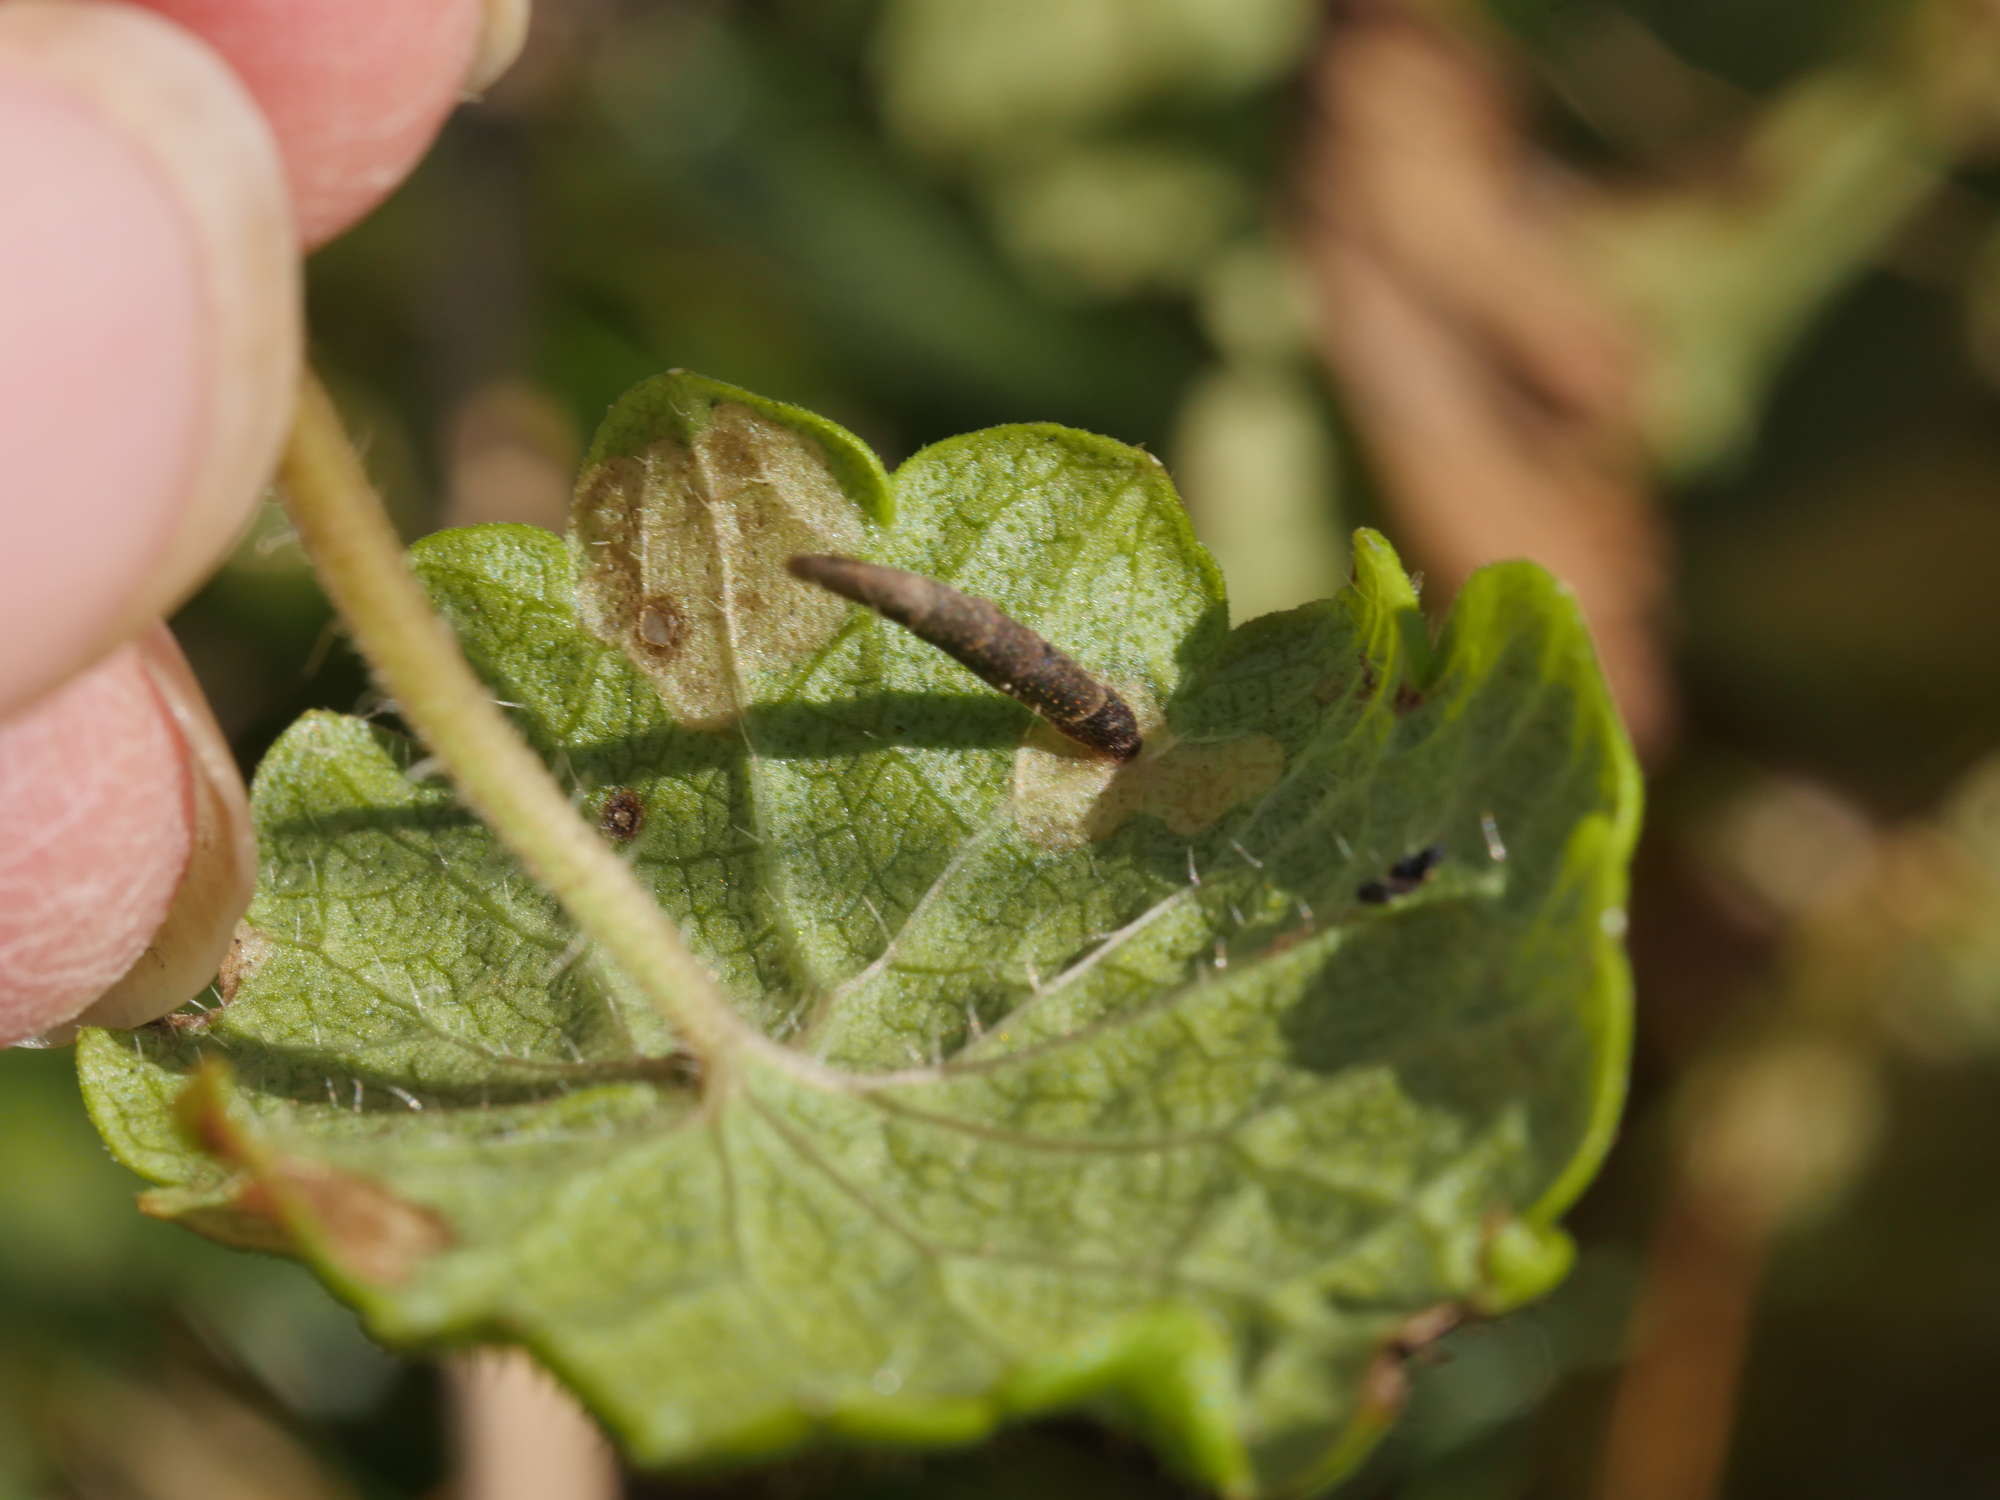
<box><xmin>14</xmin><ymin>0</ymin><xmax>2000</xmax><ymax>1494</ymax></box>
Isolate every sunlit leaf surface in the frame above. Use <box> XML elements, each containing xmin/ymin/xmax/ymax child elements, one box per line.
<box><xmin>82</xmin><ymin>374</ymin><xmax>1638</xmax><ymax>1496</ymax></box>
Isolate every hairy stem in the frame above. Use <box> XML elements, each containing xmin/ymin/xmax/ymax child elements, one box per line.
<box><xmin>278</xmin><ymin>370</ymin><xmax>744</xmax><ymax>1066</ymax></box>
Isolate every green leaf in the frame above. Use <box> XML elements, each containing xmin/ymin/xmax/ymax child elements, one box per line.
<box><xmin>80</xmin><ymin>373</ymin><xmax>1639</xmax><ymax>1496</ymax></box>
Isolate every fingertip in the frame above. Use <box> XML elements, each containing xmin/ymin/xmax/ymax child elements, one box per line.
<box><xmin>131</xmin><ymin>0</ymin><xmax>490</xmax><ymax>245</ymax></box>
<box><xmin>74</xmin><ymin>625</ymin><xmax>257</xmax><ymax>1032</ymax></box>
<box><xmin>0</xmin><ymin>4</ymin><xmax>298</xmax><ymax>717</ymax></box>
<box><xmin>0</xmin><ymin>630</ymin><xmax>253</xmax><ymax>1046</ymax></box>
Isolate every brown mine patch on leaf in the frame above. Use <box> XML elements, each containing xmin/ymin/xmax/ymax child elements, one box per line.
<box><xmin>1012</xmin><ymin>693</ymin><xmax>1286</xmax><ymax>849</ymax></box>
<box><xmin>1394</xmin><ymin>681</ymin><xmax>1426</xmax><ymax>715</ymax></box>
<box><xmin>231</xmin><ymin>1160</ymin><xmax>453</xmax><ymax>1287</ymax></box>
<box><xmin>573</xmin><ymin>403</ymin><xmax>865</xmax><ymax>729</ymax></box>
<box><xmin>173</xmin><ymin>1066</ymin><xmax>451</xmax><ymax>1286</ymax></box>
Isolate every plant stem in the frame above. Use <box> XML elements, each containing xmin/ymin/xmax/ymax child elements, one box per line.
<box><xmin>277</xmin><ymin>370</ymin><xmax>745</xmax><ymax>1067</ymax></box>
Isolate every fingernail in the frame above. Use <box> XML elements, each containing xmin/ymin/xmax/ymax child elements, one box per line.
<box><xmin>467</xmin><ymin>0</ymin><xmax>532</xmax><ymax>95</ymax></box>
<box><xmin>73</xmin><ymin>626</ymin><xmax>257</xmax><ymax>1033</ymax></box>
<box><xmin>0</xmin><ymin>5</ymin><xmax>297</xmax><ymax>718</ymax></box>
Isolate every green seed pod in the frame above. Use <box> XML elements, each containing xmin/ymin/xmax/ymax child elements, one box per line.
<box><xmin>786</xmin><ymin>554</ymin><xmax>1142</xmax><ymax>762</ymax></box>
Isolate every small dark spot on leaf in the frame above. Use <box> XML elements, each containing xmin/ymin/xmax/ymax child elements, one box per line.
<box><xmin>635</xmin><ymin>597</ymin><xmax>687</xmax><ymax>658</ymax></box>
<box><xmin>600</xmin><ymin>788</ymin><xmax>645</xmax><ymax>842</ymax></box>
<box><xmin>1356</xmin><ymin>652</ymin><xmax>1379</xmax><ymax>696</ymax></box>
<box><xmin>1357</xmin><ymin>844</ymin><xmax>1444</xmax><ymax>904</ymax></box>
<box><xmin>1394</xmin><ymin>682</ymin><xmax>1425</xmax><ymax>715</ymax></box>
<box><xmin>1389</xmin><ymin>845</ymin><xmax>1444</xmax><ymax>883</ymax></box>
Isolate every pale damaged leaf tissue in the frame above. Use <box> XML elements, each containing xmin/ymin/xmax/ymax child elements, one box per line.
<box><xmin>80</xmin><ymin>373</ymin><xmax>1639</xmax><ymax>1496</ymax></box>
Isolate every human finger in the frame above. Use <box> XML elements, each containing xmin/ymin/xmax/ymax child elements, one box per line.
<box><xmin>0</xmin><ymin>2</ymin><xmax>297</xmax><ymax>718</ymax></box>
<box><xmin>130</xmin><ymin>0</ymin><xmax>526</xmax><ymax>246</ymax></box>
<box><xmin>0</xmin><ymin>626</ymin><xmax>255</xmax><ymax>1045</ymax></box>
